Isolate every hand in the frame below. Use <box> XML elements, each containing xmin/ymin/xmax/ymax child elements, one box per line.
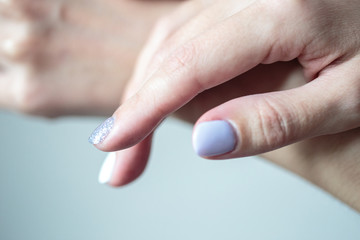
<box><xmin>91</xmin><ymin>0</ymin><xmax>360</xmax><ymax>156</ymax></box>
<box><xmin>0</xmin><ymin>0</ymin><xmax>178</xmax><ymax>117</ymax></box>
<box><xmin>89</xmin><ymin>0</ymin><xmax>360</xmax><ymax>211</ymax></box>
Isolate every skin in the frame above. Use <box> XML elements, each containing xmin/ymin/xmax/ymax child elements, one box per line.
<box><xmin>98</xmin><ymin>0</ymin><xmax>360</xmax><ymax>154</ymax></box>
<box><xmin>0</xmin><ymin>0</ymin><xmax>358</xmax><ymax>211</ymax></box>
<box><xmin>110</xmin><ymin>54</ymin><xmax>360</xmax><ymax>211</ymax></box>
<box><xmin>178</xmin><ymin>63</ymin><xmax>360</xmax><ymax>211</ymax></box>
<box><xmin>0</xmin><ymin>0</ymin><xmax>178</xmax><ymax>117</ymax></box>
<box><xmin>91</xmin><ymin>0</ymin><xmax>360</xmax><ymax>212</ymax></box>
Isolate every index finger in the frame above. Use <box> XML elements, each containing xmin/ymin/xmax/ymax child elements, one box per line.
<box><xmin>91</xmin><ymin>1</ymin><xmax>305</xmax><ymax>151</ymax></box>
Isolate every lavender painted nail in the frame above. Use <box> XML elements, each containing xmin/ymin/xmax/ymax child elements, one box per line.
<box><xmin>193</xmin><ymin>120</ymin><xmax>237</xmax><ymax>157</ymax></box>
<box><xmin>88</xmin><ymin>117</ymin><xmax>114</xmax><ymax>144</ymax></box>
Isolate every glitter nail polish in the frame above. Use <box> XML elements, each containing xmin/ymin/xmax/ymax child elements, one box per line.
<box><xmin>88</xmin><ymin>117</ymin><xmax>114</xmax><ymax>144</ymax></box>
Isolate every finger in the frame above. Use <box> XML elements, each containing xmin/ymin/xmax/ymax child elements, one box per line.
<box><xmin>140</xmin><ymin>0</ymin><xmax>255</xmax><ymax>82</ymax></box>
<box><xmin>129</xmin><ymin>0</ymin><xmax>260</xmax><ymax>98</ymax></box>
<box><xmin>98</xmin><ymin>135</ymin><xmax>152</xmax><ymax>187</ymax></box>
<box><xmin>91</xmin><ymin>1</ymin><xmax>306</xmax><ymax>151</ymax></box>
<box><xmin>129</xmin><ymin>0</ymin><xmax>207</xmax><ymax>87</ymax></box>
<box><xmin>0</xmin><ymin>25</ymin><xmax>41</xmax><ymax>62</ymax></box>
<box><xmin>104</xmin><ymin>61</ymin><xmax>301</xmax><ymax>186</ymax></box>
<box><xmin>96</xmin><ymin>1</ymin><xmax>208</xmax><ymax>186</ymax></box>
<box><xmin>173</xmin><ymin>61</ymin><xmax>303</xmax><ymax>123</ymax></box>
<box><xmin>88</xmin><ymin>0</ymin><xmax>208</xmax><ymax>146</ymax></box>
<box><xmin>192</xmin><ymin>60</ymin><xmax>360</xmax><ymax>158</ymax></box>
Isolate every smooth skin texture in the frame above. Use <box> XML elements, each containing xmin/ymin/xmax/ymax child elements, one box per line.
<box><xmin>0</xmin><ymin>0</ymin><xmax>358</xmax><ymax>211</ymax></box>
<box><xmin>109</xmin><ymin>55</ymin><xmax>360</xmax><ymax>211</ymax></box>
<box><xmin>93</xmin><ymin>0</ymin><xmax>360</xmax><ymax>211</ymax></box>
<box><xmin>97</xmin><ymin>0</ymin><xmax>360</xmax><ymax>154</ymax></box>
<box><xmin>0</xmin><ymin>0</ymin><xmax>178</xmax><ymax>117</ymax></box>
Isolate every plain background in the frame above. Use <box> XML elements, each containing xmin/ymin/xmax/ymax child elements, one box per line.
<box><xmin>0</xmin><ymin>110</ymin><xmax>359</xmax><ymax>240</ymax></box>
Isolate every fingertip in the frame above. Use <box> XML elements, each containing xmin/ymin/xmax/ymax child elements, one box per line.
<box><xmin>104</xmin><ymin>136</ymin><xmax>153</xmax><ymax>187</ymax></box>
<box><xmin>88</xmin><ymin>116</ymin><xmax>115</xmax><ymax>146</ymax></box>
<box><xmin>88</xmin><ymin>96</ymin><xmax>157</xmax><ymax>152</ymax></box>
<box><xmin>97</xmin><ymin>151</ymin><xmax>143</xmax><ymax>187</ymax></box>
<box><xmin>107</xmin><ymin>154</ymin><xmax>148</xmax><ymax>188</ymax></box>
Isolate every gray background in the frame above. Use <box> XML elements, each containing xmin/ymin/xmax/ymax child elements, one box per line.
<box><xmin>0</xmin><ymin>110</ymin><xmax>359</xmax><ymax>240</ymax></box>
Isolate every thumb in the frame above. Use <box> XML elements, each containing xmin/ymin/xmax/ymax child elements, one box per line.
<box><xmin>192</xmin><ymin>64</ymin><xmax>360</xmax><ymax>158</ymax></box>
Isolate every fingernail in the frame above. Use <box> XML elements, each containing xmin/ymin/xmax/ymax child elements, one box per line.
<box><xmin>193</xmin><ymin>120</ymin><xmax>237</xmax><ymax>157</ymax></box>
<box><xmin>88</xmin><ymin>117</ymin><xmax>114</xmax><ymax>144</ymax></box>
<box><xmin>98</xmin><ymin>152</ymin><xmax>116</xmax><ymax>184</ymax></box>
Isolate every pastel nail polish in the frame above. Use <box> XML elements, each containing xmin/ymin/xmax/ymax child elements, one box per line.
<box><xmin>88</xmin><ymin>117</ymin><xmax>114</xmax><ymax>144</ymax></box>
<box><xmin>98</xmin><ymin>152</ymin><xmax>116</xmax><ymax>184</ymax></box>
<box><xmin>193</xmin><ymin>120</ymin><xmax>237</xmax><ymax>157</ymax></box>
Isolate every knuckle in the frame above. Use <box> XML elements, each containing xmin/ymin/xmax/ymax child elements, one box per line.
<box><xmin>3</xmin><ymin>30</ymin><xmax>42</xmax><ymax>61</ymax></box>
<box><xmin>257</xmin><ymin>0</ymin><xmax>307</xmax><ymax>62</ymax></box>
<box><xmin>164</xmin><ymin>41</ymin><xmax>197</xmax><ymax>74</ymax></box>
<box><xmin>256</xmin><ymin>96</ymin><xmax>293</xmax><ymax>148</ymax></box>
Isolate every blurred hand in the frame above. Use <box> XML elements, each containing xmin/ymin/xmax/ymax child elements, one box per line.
<box><xmin>0</xmin><ymin>0</ymin><xmax>177</xmax><ymax>117</ymax></box>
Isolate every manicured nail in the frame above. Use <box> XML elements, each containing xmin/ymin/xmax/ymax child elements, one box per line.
<box><xmin>98</xmin><ymin>152</ymin><xmax>116</xmax><ymax>184</ymax></box>
<box><xmin>88</xmin><ymin>117</ymin><xmax>114</xmax><ymax>144</ymax></box>
<box><xmin>193</xmin><ymin>120</ymin><xmax>237</xmax><ymax>157</ymax></box>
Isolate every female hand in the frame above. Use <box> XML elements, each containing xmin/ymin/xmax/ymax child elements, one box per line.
<box><xmin>91</xmin><ymin>0</ymin><xmax>360</xmax><ymax>156</ymax></box>
<box><xmin>90</xmin><ymin>0</ymin><xmax>360</xmax><ymax>211</ymax></box>
<box><xmin>0</xmin><ymin>0</ymin><xmax>177</xmax><ymax>117</ymax></box>
<box><xmin>97</xmin><ymin>46</ymin><xmax>360</xmax><ymax>211</ymax></box>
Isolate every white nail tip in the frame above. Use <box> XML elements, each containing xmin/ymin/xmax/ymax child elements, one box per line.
<box><xmin>98</xmin><ymin>152</ymin><xmax>116</xmax><ymax>184</ymax></box>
